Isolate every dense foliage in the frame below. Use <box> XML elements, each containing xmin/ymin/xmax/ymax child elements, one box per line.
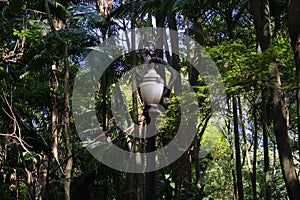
<box><xmin>1</xmin><ymin>0</ymin><xmax>300</xmax><ymax>199</ymax></box>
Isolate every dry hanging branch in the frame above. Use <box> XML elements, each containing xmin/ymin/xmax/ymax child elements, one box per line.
<box><xmin>0</xmin><ymin>91</ymin><xmax>32</xmax><ymax>154</ymax></box>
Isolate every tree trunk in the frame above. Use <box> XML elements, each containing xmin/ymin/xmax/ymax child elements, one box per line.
<box><xmin>250</xmin><ymin>0</ymin><xmax>271</xmax><ymax>52</ymax></box>
<box><xmin>226</xmin><ymin>99</ymin><xmax>237</xmax><ymax>199</ymax></box>
<box><xmin>250</xmin><ymin>1</ymin><xmax>272</xmax><ymax>199</ymax></box>
<box><xmin>287</xmin><ymin>0</ymin><xmax>300</xmax><ymax>162</ymax></box>
<box><xmin>237</xmin><ymin>97</ymin><xmax>253</xmax><ymax>186</ymax></box>
<box><xmin>62</xmin><ymin>29</ymin><xmax>72</xmax><ymax>200</ymax></box>
<box><xmin>44</xmin><ymin>1</ymin><xmax>73</xmax><ymax>199</ymax></box>
<box><xmin>261</xmin><ymin>89</ymin><xmax>271</xmax><ymax>200</ymax></box>
<box><xmin>155</xmin><ymin>11</ymin><xmax>166</xmax><ymax>81</ymax></box>
<box><xmin>222</xmin><ymin>5</ymin><xmax>245</xmax><ymax>199</ymax></box>
<box><xmin>232</xmin><ymin>94</ymin><xmax>244</xmax><ymax>200</ymax></box>
<box><xmin>128</xmin><ymin>1</ymin><xmax>144</xmax><ymax>199</ymax></box>
<box><xmin>272</xmin><ymin>136</ymin><xmax>277</xmax><ymax>199</ymax></box>
<box><xmin>167</xmin><ymin>13</ymin><xmax>181</xmax><ymax>95</ymax></box>
<box><xmin>51</xmin><ymin>62</ymin><xmax>59</xmax><ymax>163</ymax></box>
<box><xmin>167</xmin><ymin>12</ymin><xmax>186</xmax><ymax>199</ymax></box>
<box><xmin>252</xmin><ymin>99</ymin><xmax>258</xmax><ymax>200</ymax></box>
<box><xmin>269</xmin><ymin>62</ymin><xmax>300</xmax><ymax>200</ymax></box>
<box><xmin>189</xmin><ymin>15</ymin><xmax>202</xmax><ymax>189</ymax></box>
<box><xmin>101</xmin><ymin>72</ymin><xmax>108</xmax><ymax>131</ymax></box>
<box><xmin>189</xmin><ymin>15</ymin><xmax>201</xmax><ymax>93</ymax></box>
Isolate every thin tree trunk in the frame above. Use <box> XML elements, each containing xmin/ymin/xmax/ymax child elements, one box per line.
<box><xmin>128</xmin><ymin>1</ymin><xmax>142</xmax><ymax>199</ymax></box>
<box><xmin>223</xmin><ymin>5</ymin><xmax>245</xmax><ymax>198</ymax></box>
<box><xmin>252</xmin><ymin>99</ymin><xmax>258</xmax><ymax>200</ymax></box>
<box><xmin>62</xmin><ymin>29</ymin><xmax>72</xmax><ymax>200</ymax></box>
<box><xmin>51</xmin><ymin>62</ymin><xmax>59</xmax><ymax>163</ymax></box>
<box><xmin>167</xmin><ymin>12</ymin><xmax>185</xmax><ymax>199</ymax></box>
<box><xmin>189</xmin><ymin>15</ymin><xmax>201</xmax><ymax>93</ymax></box>
<box><xmin>189</xmin><ymin>14</ymin><xmax>202</xmax><ymax>189</ymax></box>
<box><xmin>272</xmin><ymin>136</ymin><xmax>277</xmax><ymax>199</ymax></box>
<box><xmin>101</xmin><ymin>73</ymin><xmax>107</xmax><ymax>131</ymax></box>
<box><xmin>237</xmin><ymin>97</ymin><xmax>253</xmax><ymax>185</ymax></box>
<box><xmin>44</xmin><ymin>1</ymin><xmax>72</xmax><ymax>199</ymax></box>
<box><xmin>155</xmin><ymin>11</ymin><xmax>166</xmax><ymax>81</ymax></box>
<box><xmin>262</xmin><ymin>89</ymin><xmax>271</xmax><ymax>200</ymax></box>
<box><xmin>167</xmin><ymin>13</ymin><xmax>181</xmax><ymax>95</ymax></box>
<box><xmin>227</xmin><ymin>99</ymin><xmax>237</xmax><ymax>200</ymax></box>
<box><xmin>232</xmin><ymin>94</ymin><xmax>244</xmax><ymax>200</ymax></box>
<box><xmin>296</xmin><ymin>58</ymin><xmax>300</xmax><ymax>162</ymax></box>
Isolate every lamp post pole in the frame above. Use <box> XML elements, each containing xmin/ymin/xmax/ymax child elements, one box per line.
<box><xmin>144</xmin><ymin>105</ymin><xmax>159</xmax><ymax>200</ymax></box>
<box><xmin>139</xmin><ymin>67</ymin><xmax>164</xmax><ymax>200</ymax></box>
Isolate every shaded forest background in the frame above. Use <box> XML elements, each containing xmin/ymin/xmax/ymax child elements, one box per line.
<box><xmin>1</xmin><ymin>0</ymin><xmax>300</xmax><ymax>199</ymax></box>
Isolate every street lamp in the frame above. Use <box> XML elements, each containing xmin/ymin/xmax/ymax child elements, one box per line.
<box><xmin>139</xmin><ymin>67</ymin><xmax>164</xmax><ymax>106</ymax></box>
<box><xmin>139</xmin><ymin>67</ymin><xmax>164</xmax><ymax>200</ymax></box>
